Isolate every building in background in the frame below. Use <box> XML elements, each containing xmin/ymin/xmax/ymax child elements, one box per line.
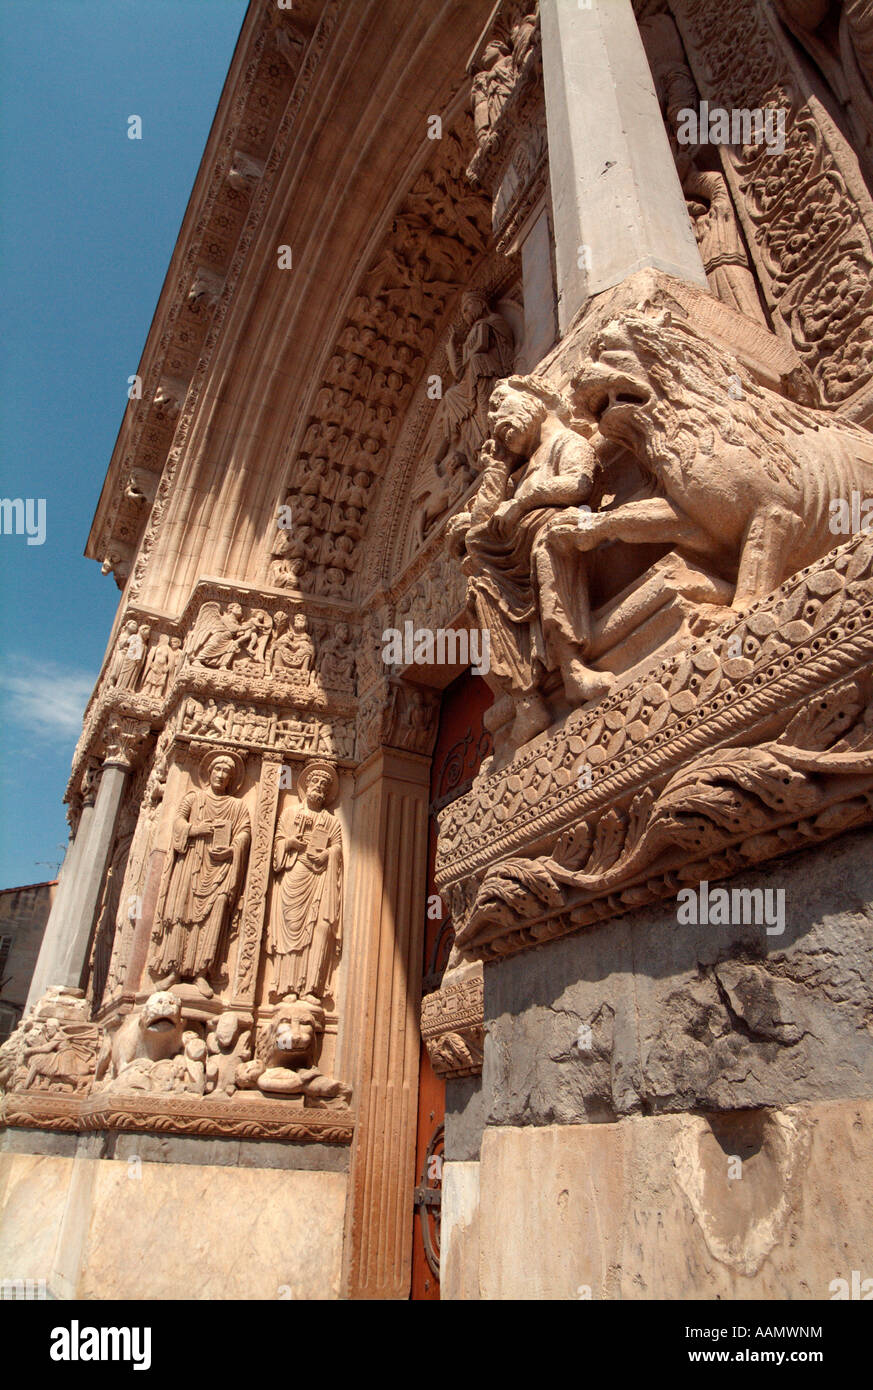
<box><xmin>2</xmin><ymin>0</ymin><xmax>873</xmax><ymax>1300</ymax></box>
<box><xmin>0</xmin><ymin>882</ymin><xmax>56</xmax><ymax>1044</ymax></box>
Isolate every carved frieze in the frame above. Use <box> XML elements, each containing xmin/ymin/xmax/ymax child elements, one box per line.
<box><xmin>3</xmin><ymin>1089</ymin><xmax>354</xmax><ymax>1145</ymax></box>
<box><xmin>66</xmin><ymin>582</ymin><xmax>360</xmax><ymax>808</ymax></box>
<box><xmin>420</xmin><ymin>966</ymin><xmax>485</xmax><ymax>1079</ymax></box>
<box><xmin>0</xmin><ymin>989</ymin><xmax>100</xmax><ymax>1100</ymax></box>
<box><xmin>671</xmin><ymin>0</ymin><xmax>873</xmax><ymax>418</ymax></box>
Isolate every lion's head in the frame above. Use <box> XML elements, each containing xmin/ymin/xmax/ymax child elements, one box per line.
<box><xmin>569</xmin><ymin>307</ymin><xmax>856</xmax><ymax>486</ymax></box>
<box><xmin>140</xmin><ymin>990</ymin><xmax>182</xmax><ymax>1034</ymax></box>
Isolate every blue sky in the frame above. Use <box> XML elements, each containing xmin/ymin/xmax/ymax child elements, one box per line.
<box><xmin>0</xmin><ymin>0</ymin><xmax>247</xmax><ymax>886</ymax></box>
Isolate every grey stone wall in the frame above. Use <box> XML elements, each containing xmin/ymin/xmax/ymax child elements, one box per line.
<box><xmin>446</xmin><ymin>827</ymin><xmax>873</xmax><ymax>1157</ymax></box>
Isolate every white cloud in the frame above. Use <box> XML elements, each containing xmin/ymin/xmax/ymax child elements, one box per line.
<box><xmin>0</xmin><ymin>656</ymin><xmax>95</xmax><ymax>742</ymax></box>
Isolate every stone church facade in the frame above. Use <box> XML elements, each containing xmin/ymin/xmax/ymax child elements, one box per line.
<box><xmin>2</xmin><ymin>0</ymin><xmax>873</xmax><ymax>1299</ymax></box>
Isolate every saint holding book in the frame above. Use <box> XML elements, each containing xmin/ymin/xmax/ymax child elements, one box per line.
<box><xmin>268</xmin><ymin>760</ymin><xmax>343</xmax><ymax>1004</ymax></box>
<box><xmin>151</xmin><ymin>752</ymin><xmax>250</xmax><ymax>996</ymax></box>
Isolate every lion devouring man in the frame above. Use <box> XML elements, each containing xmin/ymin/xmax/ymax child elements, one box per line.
<box><xmin>455</xmin><ymin>307</ymin><xmax>873</xmax><ymax>745</ymax></box>
<box><xmin>546</xmin><ymin>309</ymin><xmax>873</xmax><ymax>608</ymax></box>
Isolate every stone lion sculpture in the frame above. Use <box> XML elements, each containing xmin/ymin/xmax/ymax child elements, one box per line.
<box><xmin>252</xmin><ymin>999</ymin><xmax>350</xmax><ymax>1101</ymax></box>
<box><xmin>544</xmin><ymin>308</ymin><xmax>873</xmax><ymax>609</ymax></box>
<box><xmin>94</xmin><ymin>990</ymin><xmax>184</xmax><ymax>1085</ymax></box>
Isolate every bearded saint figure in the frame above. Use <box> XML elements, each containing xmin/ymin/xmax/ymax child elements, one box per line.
<box><xmin>268</xmin><ymin>761</ymin><xmax>343</xmax><ymax>1004</ymax></box>
<box><xmin>151</xmin><ymin>753</ymin><xmax>250</xmax><ymax>997</ymax></box>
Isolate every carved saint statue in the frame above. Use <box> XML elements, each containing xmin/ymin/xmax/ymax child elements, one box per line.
<box><xmin>108</xmin><ymin>620</ymin><xmax>150</xmax><ymax>690</ymax></box>
<box><xmin>140</xmin><ymin>633</ymin><xmax>182</xmax><ymax>699</ymax></box>
<box><xmin>471</xmin><ymin>38</ymin><xmax>515</xmax><ymax>149</ymax></box>
<box><xmin>268</xmin><ymin>760</ymin><xmax>343</xmax><ymax>1004</ymax></box>
<box><xmin>432</xmin><ymin>292</ymin><xmax>515</xmax><ymax>472</ymax></box>
<box><xmin>151</xmin><ymin>752</ymin><xmax>251</xmax><ymax>996</ymax></box>
<box><xmin>413</xmin><ymin>293</ymin><xmax>515</xmax><ymax>546</ymax></box>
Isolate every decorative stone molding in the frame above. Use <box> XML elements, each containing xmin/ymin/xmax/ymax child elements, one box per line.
<box><xmin>438</xmin><ymin>530</ymin><xmax>873</xmax><ymax>960</ymax></box>
<box><xmin>2</xmin><ymin>1089</ymin><xmax>354</xmax><ymax>1145</ymax></box>
<box><xmin>420</xmin><ymin>964</ymin><xmax>485</xmax><ymax>1079</ymax></box>
<box><xmin>94</xmin><ymin>1</ymin><xmax>342</xmax><ymax>593</ymax></box>
<box><xmin>671</xmin><ymin>0</ymin><xmax>873</xmax><ymax>421</ymax></box>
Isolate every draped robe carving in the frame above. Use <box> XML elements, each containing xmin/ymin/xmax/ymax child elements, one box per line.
<box><xmin>268</xmin><ymin>763</ymin><xmax>343</xmax><ymax>1003</ymax></box>
<box><xmin>152</xmin><ymin>756</ymin><xmax>250</xmax><ymax>987</ymax></box>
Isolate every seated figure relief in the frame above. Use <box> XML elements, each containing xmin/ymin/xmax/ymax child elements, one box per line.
<box><xmin>268</xmin><ymin>611</ymin><xmax>315</xmax><ymax>684</ymax></box>
<box><xmin>449</xmin><ymin>373</ymin><xmax>613</xmax><ymax>747</ymax></box>
<box><xmin>452</xmin><ymin>306</ymin><xmax>873</xmax><ymax>751</ymax></box>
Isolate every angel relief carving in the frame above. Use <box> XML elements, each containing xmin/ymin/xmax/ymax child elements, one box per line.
<box><xmin>187</xmin><ymin>601</ymin><xmax>263</xmax><ymax>670</ymax></box>
<box><xmin>150</xmin><ymin>752</ymin><xmax>251</xmax><ymax>997</ymax></box>
<box><xmin>268</xmin><ymin>760</ymin><xmax>343</xmax><ymax>1005</ymax></box>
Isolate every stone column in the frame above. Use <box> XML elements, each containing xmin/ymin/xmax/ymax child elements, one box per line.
<box><xmin>539</xmin><ymin>0</ymin><xmax>706</xmax><ymax>331</ymax></box>
<box><xmin>340</xmin><ymin>746</ymin><xmax>431</xmax><ymax>1299</ymax></box>
<box><xmin>46</xmin><ymin>720</ymin><xmax>149</xmax><ymax>997</ymax></box>
<box><xmin>26</xmin><ymin>787</ymin><xmax>97</xmax><ymax>1010</ymax></box>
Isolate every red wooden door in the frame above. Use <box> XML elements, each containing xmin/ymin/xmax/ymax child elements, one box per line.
<box><xmin>411</xmin><ymin>670</ymin><xmax>492</xmax><ymax>1299</ymax></box>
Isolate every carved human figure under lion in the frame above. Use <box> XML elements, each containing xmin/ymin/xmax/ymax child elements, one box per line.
<box><xmin>450</xmin><ymin>373</ymin><xmax>612</xmax><ymax>745</ymax></box>
<box><xmin>151</xmin><ymin>752</ymin><xmax>251</xmax><ymax>997</ymax></box>
<box><xmin>268</xmin><ymin>760</ymin><xmax>343</xmax><ymax>1004</ymax></box>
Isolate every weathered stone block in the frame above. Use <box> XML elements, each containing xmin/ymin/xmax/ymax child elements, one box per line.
<box><xmin>485</xmin><ymin>827</ymin><xmax>873</xmax><ymax>1124</ymax></box>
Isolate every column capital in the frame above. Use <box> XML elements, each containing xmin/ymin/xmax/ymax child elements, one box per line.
<box><xmin>100</xmin><ymin>717</ymin><xmax>151</xmax><ymax>770</ymax></box>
